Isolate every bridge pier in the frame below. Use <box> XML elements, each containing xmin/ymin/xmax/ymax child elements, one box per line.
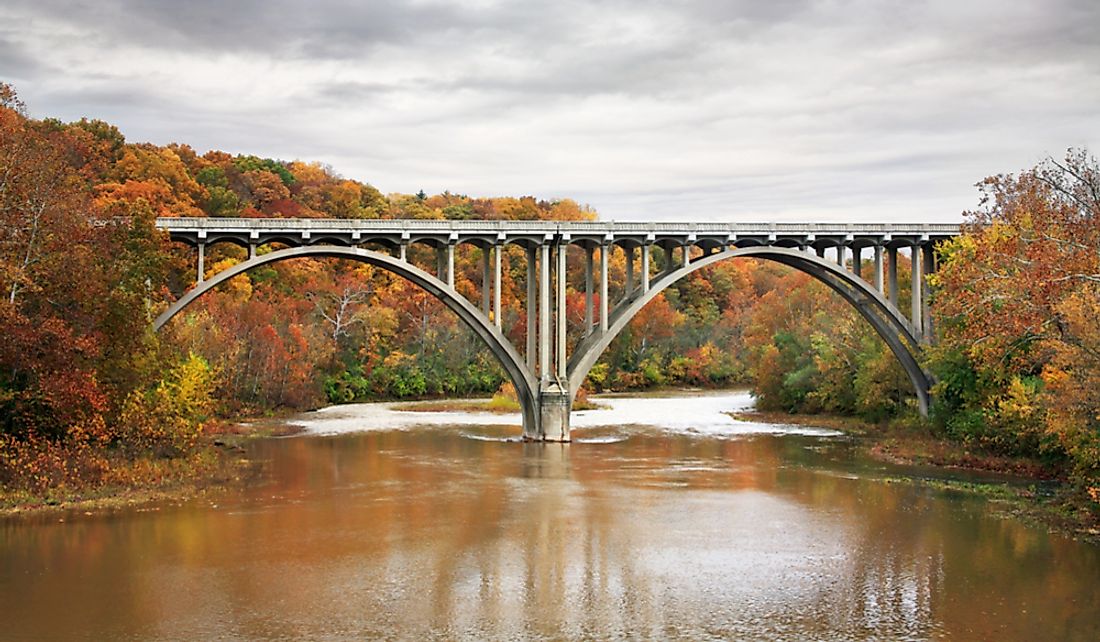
<box><xmin>537</xmin><ymin>382</ymin><xmax>572</xmax><ymax>442</ymax></box>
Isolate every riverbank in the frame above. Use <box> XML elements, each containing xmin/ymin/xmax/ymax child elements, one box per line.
<box><xmin>0</xmin><ymin>419</ymin><xmax>301</xmax><ymax>518</ymax></box>
<box><xmin>394</xmin><ymin>394</ymin><xmax>606</xmax><ymax>414</ymax></box>
<box><xmin>729</xmin><ymin>408</ymin><xmax>1100</xmax><ymax>542</ymax></box>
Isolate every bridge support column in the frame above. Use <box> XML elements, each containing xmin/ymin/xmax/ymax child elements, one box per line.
<box><xmin>249</xmin><ymin>243</ymin><xmax>256</xmax><ymax>260</ymax></box>
<box><xmin>873</xmin><ymin>245</ymin><xmax>884</xmax><ymax>292</ymax></box>
<box><xmin>816</xmin><ymin>246</ymin><xmax>826</xmax><ymax>259</ymax></box>
<box><xmin>836</xmin><ymin>245</ymin><xmax>847</xmax><ymax>269</ymax></box>
<box><xmin>446</xmin><ymin>243</ymin><xmax>455</xmax><ymax>289</ymax></box>
<box><xmin>556</xmin><ymin>242</ymin><xmax>567</xmax><ymax>381</ymax></box>
<box><xmin>922</xmin><ymin>243</ymin><xmax>934</xmax><ymax>342</ymax></box>
<box><xmin>642</xmin><ymin>244</ymin><xmax>650</xmax><ymax>293</ymax></box>
<box><xmin>624</xmin><ymin>246</ymin><xmax>635</xmax><ymax>300</ymax></box>
<box><xmin>539</xmin><ymin>243</ymin><xmax>550</xmax><ymax>379</ymax></box>
<box><xmin>888</xmin><ymin>247</ymin><xmax>899</xmax><ymax>307</ymax></box>
<box><xmin>910</xmin><ymin>245</ymin><xmax>922</xmax><ymax>332</ymax></box>
<box><xmin>493</xmin><ymin>243</ymin><xmax>502</xmax><ymax>329</ymax></box>
<box><xmin>481</xmin><ymin>247</ymin><xmax>491</xmax><ymax>315</ymax></box>
<box><xmin>852</xmin><ymin>246</ymin><xmax>863</xmax><ymax>278</ymax></box>
<box><xmin>399</xmin><ymin>242</ymin><xmax>407</xmax><ymax>262</ymax></box>
<box><xmin>584</xmin><ymin>247</ymin><xmax>594</xmax><ymax>335</ymax></box>
<box><xmin>538</xmin><ymin>382</ymin><xmax>571</xmax><ymax>442</ymax></box>
<box><xmin>197</xmin><ymin>242</ymin><xmax>205</xmax><ymax>284</ymax></box>
<box><xmin>599</xmin><ymin>244</ymin><xmax>609</xmax><ymax>333</ymax></box>
<box><xmin>683</xmin><ymin>244</ymin><xmax>692</xmax><ymax>267</ymax></box>
<box><xmin>526</xmin><ymin>246</ymin><xmax>537</xmax><ymax>371</ymax></box>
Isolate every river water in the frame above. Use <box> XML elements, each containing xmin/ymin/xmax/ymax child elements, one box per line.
<box><xmin>2</xmin><ymin>391</ymin><xmax>1098</xmax><ymax>640</ymax></box>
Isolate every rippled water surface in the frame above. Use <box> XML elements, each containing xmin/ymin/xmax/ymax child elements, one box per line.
<box><xmin>2</xmin><ymin>392</ymin><xmax>1098</xmax><ymax>640</ymax></box>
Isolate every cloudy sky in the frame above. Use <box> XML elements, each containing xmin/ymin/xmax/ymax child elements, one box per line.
<box><xmin>2</xmin><ymin>0</ymin><xmax>1097</xmax><ymax>222</ymax></box>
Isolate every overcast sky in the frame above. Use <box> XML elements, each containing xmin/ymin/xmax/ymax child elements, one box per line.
<box><xmin>2</xmin><ymin>0</ymin><xmax>1098</xmax><ymax>222</ymax></box>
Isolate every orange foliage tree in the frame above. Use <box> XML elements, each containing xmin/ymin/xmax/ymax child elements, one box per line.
<box><xmin>931</xmin><ymin>149</ymin><xmax>1100</xmax><ymax>482</ymax></box>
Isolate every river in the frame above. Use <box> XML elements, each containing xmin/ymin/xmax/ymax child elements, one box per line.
<box><xmin>2</xmin><ymin>391</ymin><xmax>1098</xmax><ymax>640</ymax></box>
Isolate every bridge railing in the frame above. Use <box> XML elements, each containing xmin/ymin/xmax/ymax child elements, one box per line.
<box><xmin>153</xmin><ymin>217</ymin><xmax>961</xmax><ymax>237</ymax></box>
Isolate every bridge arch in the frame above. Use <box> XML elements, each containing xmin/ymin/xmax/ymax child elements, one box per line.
<box><xmin>153</xmin><ymin>245</ymin><xmax>540</xmax><ymax>433</ymax></box>
<box><xmin>567</xmin><ymin>246</ymin><xmax>931</xmax><ymax>415</ymax></box>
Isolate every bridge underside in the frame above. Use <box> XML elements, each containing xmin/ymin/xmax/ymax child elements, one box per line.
<box><xmin>154</xmin><ymin>218</ymin><xmax>952</xmax><ymax>441</ymax></box>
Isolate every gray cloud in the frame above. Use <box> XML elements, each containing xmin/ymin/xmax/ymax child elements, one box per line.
<box><xmin>3</xmin><ymin>1</ymin><xmax>466</xmax><ymax>58</ymax></box>
<box><xmin>1</xmin><ymin>0</ymin><xmax>1098</xmax><ymax>222</ymax></box>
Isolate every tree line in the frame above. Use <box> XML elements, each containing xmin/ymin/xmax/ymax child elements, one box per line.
<box><xmin>1</xmin><ymin>82</ymin><xmax>1097</xmax><ymax>499</ymax></box>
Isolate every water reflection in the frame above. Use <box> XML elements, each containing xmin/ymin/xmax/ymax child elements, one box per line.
<box><xmin>2</xmin><ymin>397</ymin><xmax>1098</xmax><ymax>640</ymax></box>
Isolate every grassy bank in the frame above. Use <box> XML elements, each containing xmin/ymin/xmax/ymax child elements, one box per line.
<box><xmin>393</xmin><ymin>390</ymin><xmax>606</xmax><ymax>413</ymax></box>
<box><xmin>0</xmin><ymin>420</ymin><xmax>300</xmax><ymax>518</ymax></box>
<box><xmin>729</xmin><ymin>408</ymin><xmax>1100</xmax><ymax>542</ymax></box>
<box><xmin>393</xmin><ymin>396</ymin><xmax>522</xmax><ymax>414</ymax></box>
<box><xmin>729</xmin><ymin>409</ymin><xmax>1057</xmax><ymax>477</ymax></box>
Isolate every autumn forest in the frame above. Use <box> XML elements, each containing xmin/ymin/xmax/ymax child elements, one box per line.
<box><xmin>1</xmin><ymin>82</ymin><xmax>1098</xmax><ymax>506</ymax></box>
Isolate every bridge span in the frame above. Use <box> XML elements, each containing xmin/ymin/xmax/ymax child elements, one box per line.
<box><xmin>154</xmin><ymin>217</ymin><xmax>960</xmax><ymax>441</ymax></box>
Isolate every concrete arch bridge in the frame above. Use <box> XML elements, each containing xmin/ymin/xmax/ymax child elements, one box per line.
<box><xmin>154</xmin><ymin>218</ymin><xmax>959</xmax><ymax>441</ymax></box>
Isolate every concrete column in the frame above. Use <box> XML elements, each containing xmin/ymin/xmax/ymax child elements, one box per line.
<box><xmin>922</xmin><ymin>243</ymin><xmax>935</xmax><ymax>342</ymax></box>
<box><xmin>816</xmin><ymin>245</ymin><xmax>826</xmax><ymax>258</ymax></box>
<box><xmin>399</xmin><ymin>242</ymin><xmax>407</xmax><ymax>262</ymax></box>
<box><xmin>910</xmin><ymin>245</ymin><xmax>923</xmax><ymax>332</ymax></box>
<box><xmin>887</xmin><ymin>246</ymin><xmax>899</xmax><ymax>307</ymax></box>
<box><xmin>624</xmin><ymin>246</ymin><xmax>635</xmax><ymax>299</ymax></box>
<box><xmin>599</xmin><ymin>244</ymin><xmax>609</xmax><ymax>334</ymax></box>
<box><xmin>642</xmin><ymin>244</ymin><xmax>651</xmax><ymax>292</ymax></box>
<box><xmin>873</xmin><ymin>245</ymin><xmax>884</xmax><ymax>292</ymax></box>
<box><xmin>584</xmin><ymin>246</ymin><xmax>594</xmax><ymax>335</ymax></box>
<box><xmin>197</xmin><ymin>243</ymin><xmax>205</xmax><ymax>284</ymax></box>
<box><xmin>526</xmin><ymin>246</ymin><xmax>537</xmax><ymax>371</ymax></box>
<box><xmin>481</xmin><ymin>247</ymin><xmax>491</xmax><ymax>315</ymax></box>
<box><xmin>539</xmin><ymin>243</ymin><xmax>551</xmax><ymax>380</ymax></box>
<box><xmin>539</xmin><ymin>386</ymin><xmax>571</xmax><ymax>442</ymax></box>
<box><xmin>556</xmin><ymin>243</ymin><xmax>567</xmax><ymax>381</ymax></box>
<box><xmin>248</xmin><ymin>243</ymin><xmax>256</xmax><ymax>260</ymax></box>
<box><xmin>836</xmin><ymin>245</ymin><xmax>847</xmax><ymax>268</ymax></box>
<box><xmin>436</xmin><ymin>247</ymin><xmax>446</xmax><ymax>281</ymax></box>
<box><xmin>683</xmin><ymin>244</ymin><xmax>692</xmax><ymax>267</ymax></box>
<box><xmin>493</xmin><ymin>244</ymin><xmax>502</xmax><ymax>329</ymax></box>
<box><xmin>446</xmin><ymin>243</ymin><xmax>455</xmax><ymax>289</ymax></box>
<box><xmin>852</xmin><ymin>246</ymin><xmax>863</xmax><ymax>278</ymax></box>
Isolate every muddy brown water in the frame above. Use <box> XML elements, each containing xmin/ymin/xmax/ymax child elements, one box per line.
<box><xmin>2</xmin><ymin>392</ymin><xmax>1097</xmax><ymax>640</ymax></box>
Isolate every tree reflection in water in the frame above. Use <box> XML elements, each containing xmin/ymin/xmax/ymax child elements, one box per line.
<box><xmin>2</xmin><ymin>402</ymin><xmax>1098</xmax><ymax>640</ymax></box>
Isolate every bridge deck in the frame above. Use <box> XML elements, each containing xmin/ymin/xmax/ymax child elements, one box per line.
<box><xmin>156</xmin><ymin>217</ymin><xmax>960</xmax><ymax>249</ymax></box>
